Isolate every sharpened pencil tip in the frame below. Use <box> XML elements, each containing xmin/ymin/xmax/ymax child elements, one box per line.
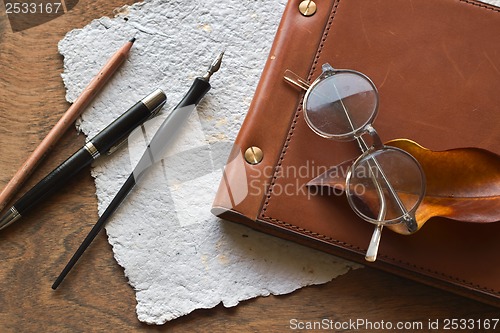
<box><xmin>129</xmin><ymin>37</ymin><xmax>136</xmax><ymax>43</ymax></box>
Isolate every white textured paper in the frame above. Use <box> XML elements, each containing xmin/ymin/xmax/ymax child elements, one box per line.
<box><xmin>58</xmin><ymin>0</ymin><xmax>359</xmax><ymax>325</ymax></box>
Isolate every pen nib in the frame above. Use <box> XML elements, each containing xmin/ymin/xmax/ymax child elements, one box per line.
<box><xmin>202</xmin><ymin>51</ymin><xmax>224</xmax><ymax>81</ymax></box>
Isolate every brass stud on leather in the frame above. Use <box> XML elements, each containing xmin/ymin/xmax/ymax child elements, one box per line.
<box><xmin>299</xmin><ymin>0</ymin><xmax>317</xmax><ymax>16</ymax></box>
<box><xmin>244</xmin><ymin>146</ymin><xmax>263</xmax><ymax>165</ymax></box>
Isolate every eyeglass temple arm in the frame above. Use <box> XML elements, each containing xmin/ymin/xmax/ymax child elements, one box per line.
<box><xmin>365</xmin><ymin>127</ymin><xmax>417</xmax><ymax>230</ymax></box>
<box><xmin>366</xmin><ymin>225</ymin><xmax>383</xmax><ymax>262</ymax></box>
<box><xmin>361</xmin><ymin>128</ymin><xmax>418</xmax><ymax>261</ymax></box>
<box><xmin>361</xmin><ymin>133</ymin><xmax>387</xmax><ymax>262</ymax></box>
<box><xmin>284</xmin><ymin>70</ymin><xmax>310</xmax><ymax>91</ymax></box>
<box><xmin>329</xmin><ymin>83</ymin><xmax>416</xmax><ymax>260</ymax></box>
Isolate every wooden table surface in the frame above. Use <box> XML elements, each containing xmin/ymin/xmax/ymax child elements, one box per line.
<box><xmin>0</xmin><ymin>1</ymin><xmax>498</xmax><ymax>332</ymax></box>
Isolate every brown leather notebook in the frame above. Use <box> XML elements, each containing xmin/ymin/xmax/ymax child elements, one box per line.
<box><xmin>212</xmin><ymin>0</ymin><xmax>500</xmax><ymax>306</ymax></box>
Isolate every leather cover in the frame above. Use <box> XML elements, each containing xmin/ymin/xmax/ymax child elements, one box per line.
<box><xmin>212</xmin><ymin>0</ymin><xmax>500</xmax><ymax>306</ymax></box>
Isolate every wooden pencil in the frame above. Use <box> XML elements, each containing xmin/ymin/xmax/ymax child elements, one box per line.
<box><xmin>0</xmin><ymin>37</ymin><xmax>135</xmax><ymax>212</ymax></box>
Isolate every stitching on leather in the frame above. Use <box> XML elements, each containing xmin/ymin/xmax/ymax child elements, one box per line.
<box><xmin>262</xmin><ymin>0</ymin><xmax>341</xmax><ymax>213</ymax></box>
<box><xmin>262</xmin><ymin>216</ymin><xmax>364</xmax><ymax>251</ymax></box>
<box><xmin>261</xmin><ymin>216</ymin><xmax>499</xmax><ymax>296</ymax></box>
<box><xmin>260</xmin><ymin>0</ymin><xmax>500</xmax><ymax>296</ymax></box>
<box><xmin>376</xmin><ymin>253</ymin><xmax>500</xmax><ymax>295</ymax></box>
<box><xmin>460</xmin><ymin>0</ymin><xmax>500</xmax><ymax>12</ymax></box>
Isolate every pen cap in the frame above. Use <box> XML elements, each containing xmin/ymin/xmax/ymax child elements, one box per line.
<box><xmin>91</xmin><ymin>89</ymin><xmax>167</xmax><ymax>155</ymax></box>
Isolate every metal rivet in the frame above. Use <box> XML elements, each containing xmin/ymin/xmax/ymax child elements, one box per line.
<box><xmin>244</xmin><ymin>146</ymin><xmax>263</xmax><ymax>165</ymax></box>
<box><xmin>299</xmin><ymin>0</ymin><xmax>317</xmax><ymax>16</ymax></box>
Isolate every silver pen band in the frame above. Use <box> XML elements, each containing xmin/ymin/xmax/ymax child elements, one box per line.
<box><xmin>84</xmin><ymin>142</ymin><xmax>100</xmax><ymax>159</ymax></box>
<box><xmin>141</xmin><ymin>88</ymin><xmax>167</xmax><ymax>111</ymax></box>
<box><xmin>0</xmin><ymin>206</ymin><xmax>21</xmax><ymax>230</ymax></box>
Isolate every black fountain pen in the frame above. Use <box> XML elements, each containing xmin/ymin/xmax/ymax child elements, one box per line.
<box><xmin>52</xmin><ymin>52</ymin><xmax>224</xmax><ymax>290</ymax></box>
<box><xmin>0</xmin><ymin>89</ymin><xmax>167</xmax><ymax>230</ymax></box>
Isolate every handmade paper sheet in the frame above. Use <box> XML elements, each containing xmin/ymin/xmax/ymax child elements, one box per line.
<box><xmin>59</xmin><ymin>0</ymin><xmax>365</xmax><ymax>324</ymax></box>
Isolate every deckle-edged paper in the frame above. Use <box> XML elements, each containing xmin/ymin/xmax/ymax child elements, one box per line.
<box><xmin>58</xmin><ymin>0</ymin><xmax>361</xmax><ymax>324</ymax></box>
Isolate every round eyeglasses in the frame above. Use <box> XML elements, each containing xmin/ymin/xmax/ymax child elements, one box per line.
<box><xmin>284</xmin><ymin>63</ymin><xmax>426</xmax><ymax>262</ymax></box>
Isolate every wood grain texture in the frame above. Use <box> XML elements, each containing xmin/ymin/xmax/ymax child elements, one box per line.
<box><xmin>0</xmin><ymin>1</ymin><xmax>497</xmax><ymax>332</ymax></box>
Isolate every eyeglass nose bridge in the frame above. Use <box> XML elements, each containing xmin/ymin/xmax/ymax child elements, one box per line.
<box><xmin>356</xmin><ymin>124</ymin><xmax>384</xmax><ymax>153</ymax></box>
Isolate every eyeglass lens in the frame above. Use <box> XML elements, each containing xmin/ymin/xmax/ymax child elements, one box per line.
<box><xmin>346</xmin><ymin>147</ymin><xmax>425</xmax><ymax>225</ymax></box>
<box><xmin>304</xmin><ymin>72</ymin><xmax>378</xmax><ymax>139</ymax></box>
